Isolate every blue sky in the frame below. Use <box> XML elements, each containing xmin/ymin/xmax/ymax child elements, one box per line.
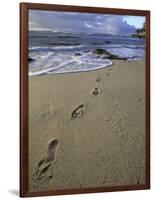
<box><xmin>29</xmin><ymin>10</ymin><xmax>145</xmax><ymax>35</ymax></box>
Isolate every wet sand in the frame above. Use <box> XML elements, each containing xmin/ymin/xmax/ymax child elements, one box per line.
<box><xmin>28</xmin><ymin>60</ymin><xmax>146</xmax><ymax>192</ymax></box>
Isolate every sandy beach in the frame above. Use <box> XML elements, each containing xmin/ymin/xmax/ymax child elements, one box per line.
<box><xmin>28</xmin><ymin>60</ymin><xmax>145</xmax><ymax>192</ymax></box>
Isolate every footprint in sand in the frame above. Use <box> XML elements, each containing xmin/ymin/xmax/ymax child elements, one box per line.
<box><xmin>138</xmin><ymin>98</ymin><xmax>142</xmax><ymax>102</ymax></box>
<box><xmin>137</xmin><ymin>98</ymin><xmax>143</xmax><ymax>109</ymax></box>
<box><xmin>71</xmin><ymin>104</ymin><xmax>86</xmax><ymax>119</ymax></box>
<box><xmin>91</xmin><ymin>88</ymin><xmax>101</xmax><ymax>96</ymax></box>
<box><xmin>107</xmin><ymin>67</ymin><xmax>112</xmax><ymax>71</ymax></box>
<box><xmin>96</xmin><ymin>77</ymin><xmax>101</xmax><ymax>82</ymax></box>
<box><xmin>42</xmin><ymin>102</ymin><xmax>56</xmax><ymax>119</ymax></box>
<box><xmin>35</xmin><ymin>139</ymin><xmax>58</xmax><ymax>180</ymax></box>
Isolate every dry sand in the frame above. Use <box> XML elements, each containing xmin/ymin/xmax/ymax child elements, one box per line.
<box><xmin>28</xmin><ymin>60</ymin><xmax>146</xmax><ymax>192</ymax></box>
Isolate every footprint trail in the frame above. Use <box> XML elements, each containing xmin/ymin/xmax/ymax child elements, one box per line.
<box><xmin>35</xmin><ymin>139</ymin><xmax>58</xmax><ymax>180</ymax></box>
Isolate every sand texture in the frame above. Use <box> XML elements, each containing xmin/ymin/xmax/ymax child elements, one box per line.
<box><xmin>28</xmin><ymin>60</ymin><xmax>145</xmax><ymax>192</ymax></box>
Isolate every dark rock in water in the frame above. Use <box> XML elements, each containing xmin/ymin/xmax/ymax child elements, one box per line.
<box><xmin>93</xmin><ymin>48</ymin><xmax>127</xmax><ymax>60</ymax></box>
<box><xmin>28</xmin><ymin>57</ymin><xmax>35</xmax><ymax>62</ymax></box>
<box><xmin>74</xmin><ymin>53</ymin><xmax>82</xmax><ymax>56</ymax></box>
<box><xmin>105</xmin><ymin>41</ymin><xmax>111</xmax><ymax>44</ymax></box>
<box><xmin>108</xmin><ymin>54</ymin><xmax>127</xmax><ymax>60</ymax></box>
<box><xmin>93</xmin><ymin>48</ymin><xmax>111</xmax><ymax>55</ymax></box>
<box><xmin>131</xmin><ymin>34</ymin><xmax>145</xmax><ymax>39</ymax></box>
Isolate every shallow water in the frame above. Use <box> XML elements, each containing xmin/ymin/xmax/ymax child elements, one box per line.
<box><xmin>29</xmin><ymin>31</ymin><xmax>145</xmax><ymax>76</ymax></box>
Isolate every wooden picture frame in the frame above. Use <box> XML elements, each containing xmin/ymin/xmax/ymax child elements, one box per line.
<box><xmin>20</xmin><ymin>2</ymin><xmax>150</xmax><ymax>197</ymax></box>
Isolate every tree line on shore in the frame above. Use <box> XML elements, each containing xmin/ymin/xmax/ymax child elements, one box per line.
<box><xmin>132</xmin><ymin>22</ymin><xmax>145</xmax><ymax>38</ymax></box>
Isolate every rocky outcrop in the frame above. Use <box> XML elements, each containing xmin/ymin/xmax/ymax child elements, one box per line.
<box><xmin>131</xmin><ymin>33</ymin><xmax>145</xmax><ymax>39</ymax></box>
<box><xmin>132</xmin><ymin>23</ymin><xmax>145</xmax><ymax>39</ymax></box>
<box><xmin>28</xmin><ymin>57</ymin><xmax>35</xmax><ymax>62</ymax></box>
<box><xmin>93</xmin><ymin>49</ymin><xmax>128</xmax><ymax>60</ymax></box>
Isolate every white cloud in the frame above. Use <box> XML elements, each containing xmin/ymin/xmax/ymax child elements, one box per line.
<box><xmin>29</xmin><ymin>10</ymin><xmax>137</xmax><ymax>35</ymax></box>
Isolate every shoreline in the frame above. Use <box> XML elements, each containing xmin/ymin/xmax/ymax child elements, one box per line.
<box><xmin>29</xmin><ymin>61</ymin><xmax>112</xmax><ymax>77</ymax></box>
<box><xmin>29</xmin><ymin>60</ymin><xmax>146</xmax><ymax>192</ymax></box>
<box><xmin>29</xmin><ymin>59</ymin><xmax>145</xmax><ymax>77</ymax></box>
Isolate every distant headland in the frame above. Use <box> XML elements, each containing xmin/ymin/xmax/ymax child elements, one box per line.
<box><xmin>132</xmin><ymin>22</ymin><xmax>145</xmax><ymax>38</ymax></box>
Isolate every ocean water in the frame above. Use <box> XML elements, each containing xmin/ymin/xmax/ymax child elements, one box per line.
<box><xmin>29</xmin><ymin>31</ymin><xmax>145</xmax><ymax>76</ymax></box>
